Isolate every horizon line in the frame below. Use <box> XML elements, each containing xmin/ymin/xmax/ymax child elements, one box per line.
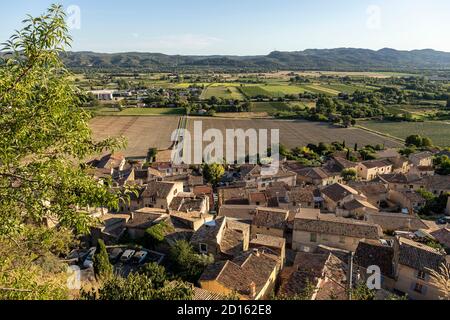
<box><xmin>64</xmin><ymin>47</ymin><xmax>450</xmax><ymax>57</ymax></box>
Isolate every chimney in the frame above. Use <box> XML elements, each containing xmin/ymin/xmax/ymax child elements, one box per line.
<box><xmin>249</xmin><ymin>281</ymin><xmax>256</xmax><ymax>299</ymax></box>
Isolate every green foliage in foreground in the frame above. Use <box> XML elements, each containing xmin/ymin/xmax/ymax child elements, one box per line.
<box><xmin>93</xmin><ymin>239</ymin><xmax>113</xmax><ymax>280</ymax></box>
<box><xmin>0</xmin><ymin>4</ymin><xmax>126</xmax><ymax>236</ymax></box>
<box><xmin>82</xmin><ymin>262</ymin><xmax>193</xmax><ymax>300</ymax></box>
<box><xmin>169</xmin><ymin>240</ymin><xmax>214</xmax><ymax>283</ymax></box>
<box><xmin>0</xmin><ymin>5</ymin><xmax>129</xmax><ymax>300</ymax></box>
<box><xmin>82</xmin><ymin>273</ymin><xmax>193</xmax><ymax>300</ymax></box>
<box><xmin>0</xmin><ymin>227</ymin><xmax>75</xmax><ymax>300</ymax></box>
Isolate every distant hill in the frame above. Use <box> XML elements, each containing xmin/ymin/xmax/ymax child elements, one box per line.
<box><xmin>61</xmin><ymin>48</ymin><xmax>450</xmax><ymax>71</ymax></box>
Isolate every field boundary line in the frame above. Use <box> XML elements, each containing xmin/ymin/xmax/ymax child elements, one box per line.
<box><xmin>355</xmin><ymin>125</ymin><xmax>405</xmax><ymax>144</ymax></box>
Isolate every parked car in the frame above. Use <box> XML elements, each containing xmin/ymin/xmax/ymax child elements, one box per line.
<box><xmin>83</xmin><ymin>247</ymin><xmax>96</xmax><ymax>269</ymax></box>
<box><xmin>109</xmin><ymin>248</ymin><xmax>124</xmax><ymax>263</ymax></box>
<box><xmin>132</xmin><ymin>251</ymin><xmax>148</xmax><ymax>264</ymax></box>
<box><xmin>120</xmin><ymin>250</ymin><xmax>136</xmax><ymax>263</ymax></box>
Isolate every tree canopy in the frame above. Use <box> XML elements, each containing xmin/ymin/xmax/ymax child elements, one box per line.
<box><xmin>0</xmin><ymin>4</ymin><xmax>126</xmax><ymax>235</ymax></box>
<box><xmin>0</xmin><ymin>4</ymin><xmax>127</xmax><ymax>299</ymax></box>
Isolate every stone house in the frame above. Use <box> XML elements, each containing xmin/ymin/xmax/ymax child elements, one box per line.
<box><xmin>190</xmin><ymin>217</ymin><xmax>250</xmax><ymax>260</ymax></box>
<box><xmin>357</xmin><ymin>160</ymin><xmax>393</xmax><ymax>181</ymax></box>
<box><xmin>293</xmin><ymin>209</ymin><xmax>382</xmax><ymax>252</ymax></box>
<box><xmin>251</xmin><ymin>207</ymin><xmax>289</xmax><ymax>238</ymax></box>
<box><xmin>392</xmin><ymin>237</ymin><xmax>447</xmax><ymax>300</ymax></box>
<box><xmin>199</xmin><ymin>248</ymin><xmax>281</xmax><ymax>300</ymax></box>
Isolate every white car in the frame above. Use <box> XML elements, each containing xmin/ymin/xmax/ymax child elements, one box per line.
<box><xmin>120</xmin><ymin>249</ymin><xmax>136</xmax><ymax>263</ymax></box>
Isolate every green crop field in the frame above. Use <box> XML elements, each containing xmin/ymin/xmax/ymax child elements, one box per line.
<box><xmin>260</xmin><ymin>85</ymin><xmax>307</xmax><ymax>97</ymax></box>
<box><xmin>359</xmin><ymin>120</ymin><xmax>450</xmax><ymax>147</ymax></box>
<box><xmin>200</xmin><ymin>85</ymin><xmax>245</xmax><ymax>100</ymax></box>
<box><xmin>250</xmin><ymin>102</ymin><xmax>291</xmax><ymax>113</ymax></box>
<box><xmin>239</xmin><ymin>85</ymin><xmax>272</xmax><ymax>98</ymax></box>
<box><xmin>250</xmin><ymin>101</ymin><xmax>309</xmax><ymax>113</ymax></box>
<box><xmin>300</xmin><ymin>84</ymin><xmax>340</xmax><ymax>96</ymax></box>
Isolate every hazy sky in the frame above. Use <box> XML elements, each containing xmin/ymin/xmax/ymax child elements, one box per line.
<box><xmin>1</xmin><ymin>0</ymin><xmax>450</xmax><ymax>55</ymax></box>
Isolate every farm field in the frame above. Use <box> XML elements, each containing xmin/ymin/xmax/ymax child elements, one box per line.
<box><xmin>250</xmin><ymin>101</ymin><xmax>308</xmax><ymax>113</ymax></box>
<box><xmin>94</xmin><ymin>107</ymin><xmax>185</xmax><ymax>116</ymax></box>
<box><xmin>200</xmin><ymin>85</ymin><xmax>245</xmax><ymax>100</ymax></box>
<box><xmin>250</xmin><ymin>102</ymin><xmax>291</xmax><ymax>113</ymax></box>
<box><xmin>296</xmin><ymin>71</ymin><xmax>413</xmax><ymax>78</ymax></box>
<box><xmin>260</xmin><ymin>84</ymin><xmax>307</xmax><ymax>97</ymax></box>
<box><xmin>90</xmin><ymin>116</ymin><xmax>180</xmax><ymax>157</ymax></box>
<box><xmin>319</xmin><ymin>83</ymin><xmax>372</xmax><ymax>94</ymax></box>
<box><xmin>89</xmin><ymin>116</ymin><xmax>403</xmax><ymax>159</ymax></box>
<box><xmin>186</xmin><ymin>117</ymin><xmax>402</xmax><ymax>150</ymax></box>
<box><xmin>300</xmin><ymin>84</ymin><xmax>340</xmax><ymax>96</ymax></box>
<box><xmin>358</xmin><ymin>120</ymin><xmax>450</xmax><ymax>147</ymax></box>
<box><xmin>239</xmin><ymin>86</ymin><xmax>272</xmax><ymax>98</ymax></box>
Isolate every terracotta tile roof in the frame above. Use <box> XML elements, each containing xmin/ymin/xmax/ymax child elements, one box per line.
<box><xmin>333</xmin><ymin>157</ymin><xmax>358</xmax><ymax>169</ymax></box>
<box><xmin>142</xmin><ymin>181</ymin><xmax>178</xmax><ymax>199</ymax></box>
<box><xmin>418</xmin><ymin>175</ymin><xmax>450</xmax><ymax>191</ymax></box>
<box><xmin>354</xmin><ymin>240</ymin><xmax>395</xmax><ymax>278</ymax></box>
<box><xmin>250</xmin><ymin>234</ymin><xmax>286</xmax><ymax>250</ymax></box>
<box><xmin>397</xmin><ymin>237</ymin><xmax>446</xmax><ymax>272</ymax></box>
<box><xmin>343</xmin><ymin>199</ymin><xmax>378</xmax><ymax>211</ymax></box>
<box><xmin>279</xmin><ymin>252</ymin><xmax>347</xmax><ymax>300</ymax></box>
<box><xmin>294</xmin><ymin>211</ymin><xmax>382</xmax><ymax>239</ymax></box>
<box><xmin>348</xmin><ymin>181</ymin><xmax>388</xmax><ymax>197</ymax></box>
<box><xmin>265</xmin><ymin>185</ymin><xmax>289</xmax><ymax>205</ymax></box>
<box><xmin>298</xmin><ymin>167</ymin><xmax>330</xmax><ymax>180</ymax></box>
<box><xmin>324</xmin><ymin>157</ymin><xmax>357</xmax><ymax>173</ymax></box>
<box><xmin>200</xmin><ymin>249</ymin><xmax>280</xmax><ymax>299</ymax></box>
<box><xmin>430</xmin><ymin>228</ymin><xmax>450</xmax><ymax>248</ymax></box>
<box><xmin>220</xmin><ymin>228</ymin><xmax>245</xmax><ymax>257</ymax></box>
<box><xmin>169</xmin><ymin>196</ymin><xmax>205</xmax><ymax>212</ymax></box>
<box><xmin>218</xmin><ymin>204</ymin><xmax>258</xmax><ymax>222</ymax></box>
<box><xmin>378</xmin><ymin>173</ymin><xmax>421</xmax><ymax>184</ymax></box>
<box><xmin>190</xmin><ymin>217</ymin><xmax>225</xmax><ymax>244</ymax></box>
<box><xmin>193</xmin><ymin>287</ymin><xmax>226</xmax><ymax>300</ymax></box>
<box><xmin>361</xmin><ymin>159</ymin><xmax>393</xmax><ymax>169</ymax></box>
<box><xmin>365</xmin><ymin>212</ymin><xmax>428</xmax><ymax>232</ymax></box>
<box><xmin>409</xmin><ymin>151</ymin><xmax>433</xmax><ymax>161</ymax></box>
<box><xmin>288</xmin><ymin>186</ymin><xmax>315</xmax><ymax>203</ymax></box>
<box><xmin>126</xmin><ymin>212</ymin><xmax>167</xmax><ymax>229</ymax></box>
<box><xmin>89</xmin><ymin>153</ymin><xmax>125</xmax><ymax>170</ymax></box>
<box><xmin>190</xmin><ymin>217</ymin><xmax>249</xmax><ymax>257</ymax></box>
<box><xmin>218</xmin><ymin>186</ymin><xmax>250</xmax><ymax>205</ymax></box>
<box><xmin>193</xmin><ymin>185</ymin><xmax>213</xmax><ymax>195</ymax></box>
<box><xmin>242</xmin><ymin>165</ymin><xmax>296</xmax><ymax>179</ymax></box>
<box><xmin>398</xmin><ymin>190</ymin><xmax>426</xmax><ymax>203</ymax></box>
<box><xmin>321</xmin><ymin>183</ymin><xmax>359</xmax><ymax>203</ymax></box>
<box><xmin>249</xmin><ymin>192</ymin><xmax>267</xmax><ymax>204</ymax></box>
<box><xmin>252</xmin><ymin>207</ymin><xmax>289</xmax><ymax>230</ymax></box>
<box><xmin>170</xmin><ymin>211</ymin><xmax>213</xmax><ymax>223</ymax></box>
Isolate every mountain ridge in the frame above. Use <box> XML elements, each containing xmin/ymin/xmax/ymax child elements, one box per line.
<box><xmin>61</xmin><ymin>48</ymin><xmax>450</xmax><ymax>71</ymax></box>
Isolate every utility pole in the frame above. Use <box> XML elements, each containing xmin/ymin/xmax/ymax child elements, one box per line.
<box><xmin>347</xmin><ymin>252</ymin><xmax>354</xmax><ymax>300</ymax></box>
